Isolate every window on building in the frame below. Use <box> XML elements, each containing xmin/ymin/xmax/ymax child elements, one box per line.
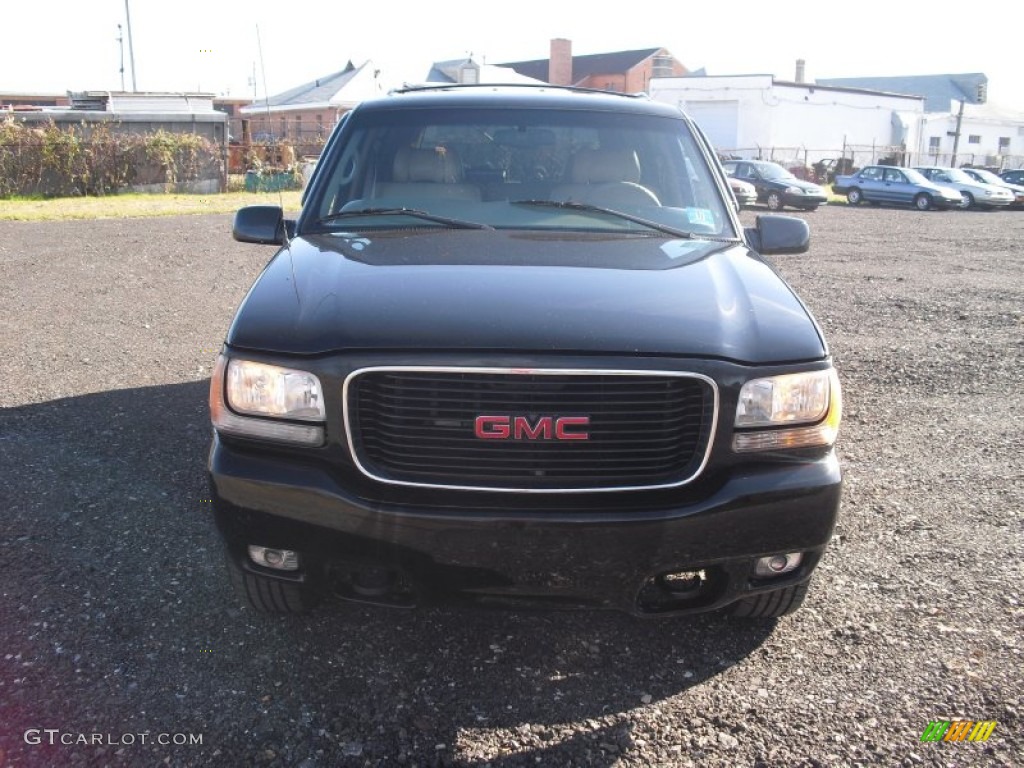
<box><xmin>652</xmin><ymin>54</ymin><xmax>674</xmax><ymax>78</ymax></box>
<box><xmin>967</xmin><ymin>134</ymin><xmax>981</xmax><ymax>144</ymax></box>
<box><xmin>280</xmin><ymin>117</ymin><xmax>287</xmax><ymax>138</ymax></box>
<box><xmin>295</xmin><ymin>115</ymin><xmax>302</xmax><ymax>139</ymax></box>
<box><xmin>998</xmin><ymin>136</ymin><xmax>1010</xmax><ymax>153</ymax></box>
<box><xmin>928</xmin><ymin>136</ymin><xmax>941</xmax><ymax>151</ymax></box>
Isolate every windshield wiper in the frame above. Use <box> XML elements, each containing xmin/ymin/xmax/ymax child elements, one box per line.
<box><xmin>315</xmin><ymin>207</ymin><xmax>493</xmax><ymax>230</ymax></box>
<box><xmin>510</xmin><ymin>199</ymin><xmax>700</xmax><ymax>239</ymax></box>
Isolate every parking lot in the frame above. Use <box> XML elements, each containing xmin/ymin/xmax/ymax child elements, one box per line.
<box><xmin>1</xmin><ymin>205</ymin><xmax>1021</xmax><ymax>767</ymax></box>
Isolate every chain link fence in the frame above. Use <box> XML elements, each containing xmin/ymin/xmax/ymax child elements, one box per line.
<box><xmin>718</xmin><ymin>145</ymin><xmax>1024</xmax><ymax>183</ymax></box>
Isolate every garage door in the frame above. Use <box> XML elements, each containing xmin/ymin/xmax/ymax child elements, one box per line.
<box><xmin>683</xmin><ymin>101</ymin><xmax>739</xmax><ymax>152</ymax></box>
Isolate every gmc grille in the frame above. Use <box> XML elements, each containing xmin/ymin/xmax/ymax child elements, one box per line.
<box><xmin>344</xmin><ymin>368</ymin><xmax>717</xmax><ymax>492</ymax></box>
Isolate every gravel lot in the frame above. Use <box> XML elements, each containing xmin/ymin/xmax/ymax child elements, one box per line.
<box><xmin>1</xmin><ymin>206</ymin><xmax>1021</xmax><ymax>767</ymax></box>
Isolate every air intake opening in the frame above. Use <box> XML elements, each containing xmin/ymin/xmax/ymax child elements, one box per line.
<box><xmin>637</xmin><ymin>568</ymin><xmax>723</xmax><ymax>614</ymax></box>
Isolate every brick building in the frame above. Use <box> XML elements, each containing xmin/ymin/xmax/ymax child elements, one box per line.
<box><xmin>501</xmin><ymin>39</ymin><xmax>688</xmax><ymax>93</ymax></box>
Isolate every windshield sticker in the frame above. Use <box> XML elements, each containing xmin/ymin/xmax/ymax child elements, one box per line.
<box><xmin>660</xmin><ymin>240</ymin><xmax>707</xmax><ymax>260</ymax></box>
<box><xmin>684</xmin><ymin>208</ymin><xmax>715</xmax><ymax>228</ymax></box>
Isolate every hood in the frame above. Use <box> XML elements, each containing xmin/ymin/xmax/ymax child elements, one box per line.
<box><xmin>227</xmin><ymin>230</ymin><xmax>826</xmax><ymax>364</ymax></box>
<box><xmin>786</xmin><ymin>178</ymin><xmax>825</xmax><ymax>192</ymax></box>
<box><xmin>926</xmin><ymin>180</ymin><xmax>964</xmax><ymax>198</ymax></box>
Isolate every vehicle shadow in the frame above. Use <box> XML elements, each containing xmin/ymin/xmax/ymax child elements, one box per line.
<box><xmin>1</xmin><ymin>381</ymin><xmax>778</xmax><ymax>767</ymax></box>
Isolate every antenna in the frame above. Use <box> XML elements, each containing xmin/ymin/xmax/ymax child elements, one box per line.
<box><xmin>255</xmin><ymin>24</ymin><xmax>293</xmax><ymax>253</ymax></box>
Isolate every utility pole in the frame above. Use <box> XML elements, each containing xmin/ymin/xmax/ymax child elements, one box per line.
<box><xmin>950</xmin><ymin>99</ymin><xmax>965</xmax><ymax>168</ymax></box>
<box><xmin>124</xmin><ymin>0</ymin><xmax>137</xmax><ymax>91</ymax></box>
<box><xmin>117</xmin><ymin>24</ymin><xmax>125</xmax><ymax>91</ymax></box>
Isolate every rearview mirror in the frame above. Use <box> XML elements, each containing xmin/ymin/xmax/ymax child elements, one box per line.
<box><xmin>233</xmin><ymin>206</ymin><xmax>292</xmax><ymax>245</ymax></box>
<box><xmin>744</xmin><ymin>215</ymin><xmax>810</xmax><ymax>255</ymax></box>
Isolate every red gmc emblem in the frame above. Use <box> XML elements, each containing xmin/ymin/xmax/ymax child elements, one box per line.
<box><xmin>474</xmin><ymin>415</ymin><xmax>591</xmax><ymax>441</ymax></box>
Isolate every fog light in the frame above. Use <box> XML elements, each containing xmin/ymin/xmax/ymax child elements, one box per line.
<box><xmin>754</xmin><ymin>552</ymin><xmax>802</xmax><ymax>577</ymax></box>
<box><xmin>248</xmin><ymin>545</ymin><xmax>299</xmax><ymax>571</ymax></box>
<box><xmin>658</xmin><ymin>569</ymin><xmax>706</xmax><ymax>594</ymax></box>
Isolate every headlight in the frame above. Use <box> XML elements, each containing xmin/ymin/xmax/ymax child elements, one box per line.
<box><xmin>733</xmin><ymin>369</ymin><xmax>841</xmax><ymax>452</ymax></box>
<box><xmin>226</xmin><ymin>359</ymin><xmax>324</xmax><ymax>420</ymax></box>
<box><xmin>786</xmin><ymin>186</ymin><xmax>803</xmax><ymax>194</ymax></box>
<box><xmin>210</xmin><ymin>356</ymin><xmax>325</xmax><ymax>446</ymax></box>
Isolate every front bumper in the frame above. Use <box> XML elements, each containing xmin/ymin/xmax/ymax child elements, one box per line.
<box><xmin>777</xmin><ymin>189</ymin><xmax>828</xmax><ymax>208</ymax></box>
<box><xmin>209</xmin><ymin>435</ymin><xmax>842</xmax><ymax>616</ymax></box>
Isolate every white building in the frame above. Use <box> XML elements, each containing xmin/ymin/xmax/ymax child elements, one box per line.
<box><xmin>649</xmin><ymin>74</ymin><xmax>926</xmax><ymax>166</ymax></box>
<box><xmin>817</xmin><ymin>73</ymin><xmax>1024</xmax><ymax>169</ymax></box>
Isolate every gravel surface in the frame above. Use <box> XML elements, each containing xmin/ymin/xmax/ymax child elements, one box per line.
<box><xmin>1</xmin><ymin>206</ymin><xmax>1021</xmax><ymax>767</ymax></box>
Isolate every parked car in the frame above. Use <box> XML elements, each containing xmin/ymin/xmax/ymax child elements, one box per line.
<box><xmin>961</xmin><ymin>168</ymin><xmax>1024</xmax><ymax>208</ymax></box>
<box><xmin>833</xmin><ymin>165</ymin><xmax>962</xmax><ymax>210</ymax></box>
<box><xmin>212</xmin><ymin>84</ymin><xmax>843</xmax><ymax>620</ymax></box>
<box><xmin>721</xmin><ymin>159</ymin><xmax>829</xmax><ymax>211</ymax></box>
<box><xmin>1000</xmin><ymin>169</ymin><xmax>1024</xmax><ymax>186</ymax></box>
<box><xmin>728</xmin><ymin>176</ymin><xmax>757</xmax><ymax>208</ymax></box>
<box><xmin>913</xmin><ymin>166</ymin><xmax>1014</xmax><ymax>210</ymax></box>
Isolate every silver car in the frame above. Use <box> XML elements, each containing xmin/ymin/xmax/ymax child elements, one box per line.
<box><xmin>913</xmin><ymin>166</ymin><xmax>1015</xmax><ymax>210</ymax></box>
<box><xmin>961</xmin><ymin>168</ymin><xmax>1024</xmax><ymax>209</ymax></box>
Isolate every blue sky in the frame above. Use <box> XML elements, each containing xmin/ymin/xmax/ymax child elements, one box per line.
<box><xmin>4</xmin><ymin>0</ymin><xmax>1021</xmax><ymax>108</ymax></box>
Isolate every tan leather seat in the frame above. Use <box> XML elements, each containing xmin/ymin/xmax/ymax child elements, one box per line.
<box><xmin>551</xmin><ymin>149</ymin><xmax>661</xmax><ymax>209</ymax></box>
<box><xmin>375</xmin><ymin>146</ymin><xmax>481</xmax><ymax>201</ymax></box>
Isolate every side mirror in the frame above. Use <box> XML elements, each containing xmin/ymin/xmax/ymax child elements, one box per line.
<box><xmin>744</xmin><ymin>214</ymin><xmax>810</xmax><ymax>255</ymax></box>
<box><xmin>232</xmin><ymin>205</ymin><xmax>292</xmax><ymax>245</ymax></box>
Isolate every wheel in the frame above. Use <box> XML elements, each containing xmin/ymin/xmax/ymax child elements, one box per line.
<box><xmin>913</xmin><ymin>193</ymin><xmax>932</xmax><ymax>211</ymax></box>
<box><xmin>960</xmin><ymin>192</ymin><xmax>975</xmax><ymax>210</ymax></box>
<box><xmin>729</xmin><ymin>581</ymin><xmax>810</xmax><ymax>618</ymax></box>
<box><xmin>766</xmin><ymin>191</ymin><xmax>784</xmax><ymax>211</ymax></box>
<box><xmin>846</xmin><ymin>188</ymin><xmax>863</xmax><ymax>205</ymax></box>
<box><xmin>226</xmin><ymin>551</ymin><xmax>321</xmax><ymax>614</ymax></box>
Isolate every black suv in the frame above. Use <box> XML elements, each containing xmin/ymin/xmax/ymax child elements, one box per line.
<box><xmin>210</xmin><ymin>85</ymin><xmax>842</xmax><ymax>618</ymax></box>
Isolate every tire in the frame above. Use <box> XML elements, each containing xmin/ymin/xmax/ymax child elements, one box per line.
<box><xmin>766</xmin><ymin>191</ymin><xmax>784</xmax><ymax>211</ymax></box>
<box><xmin>913</xmin><ymin>193</ymin><xmax>932</xmax><ymax>211</ymax></box>
<box><xmin>846</xmin><ymin>188</ymin><xmax>863</xmax><ymax>205</ymax></box>
<box><xmin>729</xmin><ymin>581</ymin><xmax>810</xmax><ymax>618</ymax></box>
<box><xmin>960</xmin><ymin>192</ymin><xmax>975</xmax><ymax>210</ymax></box>
<box><xmin>226</xmin><ymin>552</ymin><xmax>320</xmax><ymax>614</ymax></box>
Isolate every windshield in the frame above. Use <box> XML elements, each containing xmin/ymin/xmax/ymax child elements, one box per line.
<box><xmin>945</xmin><ymin>169</ymin><xmax>975</xmax><ymax>184</ymax></box>
<box><xmin>755</xmin><ymin>162</ymin><xmax>796</xmax><ymax>181</ymax></box>
<box><xmin>301</xmin><ymin>105</ymin><xmax>735</xmax><ymax>238</ymax></box>
<box><xmin>903</xmin><ymin>168</ymin><xmax>930</xmax><ymax>184</ymax></box>
<box><xmin>966</xmin><ymin>169</ymin><xmax>1002</xmax><ymax>184</ymax></box>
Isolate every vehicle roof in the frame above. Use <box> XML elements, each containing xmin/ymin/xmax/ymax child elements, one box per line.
<box><xmin>355</xmin><ymin>84</ymin><xmax>685</xmax><ymax>118</ymax></box>
<box><xmin>723</xmin><ymin>159</ymin><xmax>783</xmax><ymax>166</ymax></box>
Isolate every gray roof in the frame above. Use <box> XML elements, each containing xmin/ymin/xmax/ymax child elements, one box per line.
<box><xmin>425</xmin><ymin>59</ymin><xmax>469</xmax><ymax>84</ymax></box>
<box><xmin>253</xmin><ymin>61</ymin><xmax>362</xmax><ymax>108</ymax></box>
<box><xmin>815</xmin><ymin>73</ymin><xmax>987</xmax><ymax>112</ymax></box>
<box><xmin>500</xmin><ymin>48</ymin><xmax>663</xmax><ymax>83</ymax></box>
